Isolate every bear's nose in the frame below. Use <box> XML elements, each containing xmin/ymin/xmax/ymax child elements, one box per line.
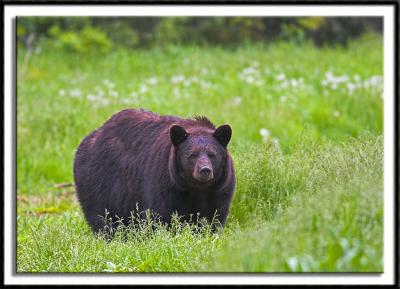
<box><xmin>199</xmin><ymin>167</ymin><xmax>211</xmax><ymax>176</ymax></box>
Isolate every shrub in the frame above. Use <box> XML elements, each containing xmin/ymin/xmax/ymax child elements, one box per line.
<box><xmin>48</xmin><ymin>25</ymin><xmax>112</xmax><ymax>53</ymax></box>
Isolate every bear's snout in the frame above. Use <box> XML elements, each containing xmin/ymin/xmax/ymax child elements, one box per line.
<box><xmin>193</xmin><ymin>157</ymin><xmax>214</xmax><ymax>183</ymax></box>
<box><xmin>200</xmin><ymin>166</ymin><xmax>212</xmax><ymax>176</ymax></box>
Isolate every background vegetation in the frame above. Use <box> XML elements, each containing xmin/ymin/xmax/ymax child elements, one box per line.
<box><xmin>18</xmin><ymin>16</ymin><xmax>382</xmax><ymax>51</ymax></box>
<box><xmin>17</xmin><ymin>17</ymin><xmax>383</xmax><ymax>272</ymax></box>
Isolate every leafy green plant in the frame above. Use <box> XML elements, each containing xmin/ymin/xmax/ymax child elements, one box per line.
<box><xmin>48</xmin><ymin>25</ymin><xmax>112</xmax><ymax>53</ymax></box>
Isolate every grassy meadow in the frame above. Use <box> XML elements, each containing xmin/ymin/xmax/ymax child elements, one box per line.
<box><xmin>17</xmin><ymin>35</ymin><xmax>383</xmax><ymax>272</ymax></box>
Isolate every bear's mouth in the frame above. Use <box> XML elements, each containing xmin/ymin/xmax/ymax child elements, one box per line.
<box><xmin>193</xmin><ymin>170</ymin><xmax>214</xmax><ymax>183</ymax></box>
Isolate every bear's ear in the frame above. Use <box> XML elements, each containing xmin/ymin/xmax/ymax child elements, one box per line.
<box><xmin>213</xmin><ymin>124</ymin><xmax>232</xmax><ymax>147</ymax></box>
<box><xmin>170</xmin><ymin>125</ymin><xmax>188</xmax><ymax>146</ymax></box>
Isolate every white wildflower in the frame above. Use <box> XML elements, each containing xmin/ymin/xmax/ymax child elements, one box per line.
<box><xmin>211</xmin><ymin>234</ymin><xmax>220</xmax><ymax>243</ymax></box>
<box><xmin>323</xmin><ymin>71</ymin><xmax>349</xmax><ymax>89</ymax></box>
<box><xmin>173</xmin><ymin>88</ymin><xmax>181</xmax><ymax>99</ymax></box>
<box><xmin>96</xmin><ymin>87</ymin><xmax>105</xmax><ymax>97</ymax></box>
<box><xmin>140</xmin><ymin>85</ymin><xmax>148</xmax><ymax>94</ymax></box>
<box><xmin>121</xmin><ymin>98</ymin><xmax>132</xmax><ymax>105</ymax></box>
<box><xmin>245</xmin><ymin>75</ymin><xmax>255</xmax><ymax>84</ymax></box>
<box><xmin>272</xmin><ymin>138</ymin><xmax>279</xmax><ymax>146</ymax></box>
<box><xmin>189</xmin><ymin>76</ymin><xmax>199</xmax><ymax>83</ymax></box>
<box><xmin>347</xmin><ymin>83</ymin><xmax>356</xmax><ymax>91</ymax></box>
<box><xmin>231</xmin><ymin>96</ymin><xmax>242</xmax><ymax>106</ymax></box>
<box><xmin>369</xmin><ymin>75</ymin><xmax>383</xmax><ymax>87</ymax></box>
<box><xmin>280</xmin><ymin>81</ymin><xmax>289</xmax><ymax>89</ymax></box>
<box><xmin>99</xmin><ymin>98</ymin><xmax>110</xmax><ymax>106</ymax></box>
<box><xmin>276</xmin><ymin>73</ymin><xmax>286</xmax><ymax>81</ymax></box>
<box><xmin>171</xmin><ymin>75</ymin><xmax>185</xmax><ymax>84</ymax></box>
<box><xmin>334</xmin><ymin>75</ymin><xmax>349</xmax><ymax>83</ymax></box>
<box><xmin>200</xmin><ymin>81</ymin><xmax>212</xmax><ymax>89</ymax></box>
<box><xmin>109</xmin><ymin>90</ymin><xmax>119</xmax><ymax>98</ymax></box>
<box><xmin>58</xmin><ymin>89</ymin><xmax>66</xmax><ymax>96</ymax></box>
<box><xmin>69</xmin><ymin>88</ymin><xmax>81</xmax><ymax>98</ymax></box>
<box><xmin>87</xmin><ymin>94</ymin><xmax>98</xmax><ymax>102</ymax></box>
<box><xmin>201</xmin><ymin>68</ymin><xmax>209</xmax><ymax>75</ymax></box>
<box><xmin>287</xmin><ymin>257</ymin><xmax>299</xmax><ymax>271</ymax></box>
<box><xmin>259</xmin><ymin>128</ymin><xmax>270</xmax><ymax>138</ymax></box>
<box><xmin>243</xmin><ymin>66</ymin><xmax>256</xmax><ymax>75</ymax></box>
<box><xmin>147</xmin><ymin>77</ymin><xmax>158</xmax><ymax>85</ymax></box>
<box><xmin>325</xmin><ymin>71</ymin><xmax>334</xmax><ymax>80</ymax></box>
<box><xmin>260</xmin><ymin>128</ymin><xmax>271</xmax><ymax>144</ymax></box>
<box><xmin>103</xmin><ymin>79</ymin><xmax>115</xmax><ymax>88</ymax></box>
<box><xmin>106</xmin><ymin>261</ymin><xmax>116</xmax><ymax>270</ymax></box>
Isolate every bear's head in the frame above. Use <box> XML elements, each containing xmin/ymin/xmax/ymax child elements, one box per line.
<box><xmin>170</xmin><ymin>124</ymin><xmax>232</xmax><ymax>186</ymax></box>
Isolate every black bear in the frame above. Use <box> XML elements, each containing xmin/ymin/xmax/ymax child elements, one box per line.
<box><xmin>73</xmin><ymin>109</ymin><xmax>236</xmax><ymax>234</ymax></box>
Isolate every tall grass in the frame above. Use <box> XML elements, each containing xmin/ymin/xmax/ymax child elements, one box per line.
<box><xmin>17</xmin><ymin>135</ymin><xmax>383</xmax><ymax>272</ymax></box>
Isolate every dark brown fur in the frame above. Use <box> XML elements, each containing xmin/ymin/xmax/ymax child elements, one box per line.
<box><xmin>73</xmin><ymin>109</ymin><xmax>236</xmax><ymax>233</ymax></box>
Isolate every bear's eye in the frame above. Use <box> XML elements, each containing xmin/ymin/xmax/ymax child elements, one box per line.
<box><xmin>189</xmin><ymin>152</ymin><xmax>199</xmax><ymax>158</ymax></box>
<box><xmin>208</xmin><ymin>153</ymin><xmax>216</xmax><ymax>158</ymax></box>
